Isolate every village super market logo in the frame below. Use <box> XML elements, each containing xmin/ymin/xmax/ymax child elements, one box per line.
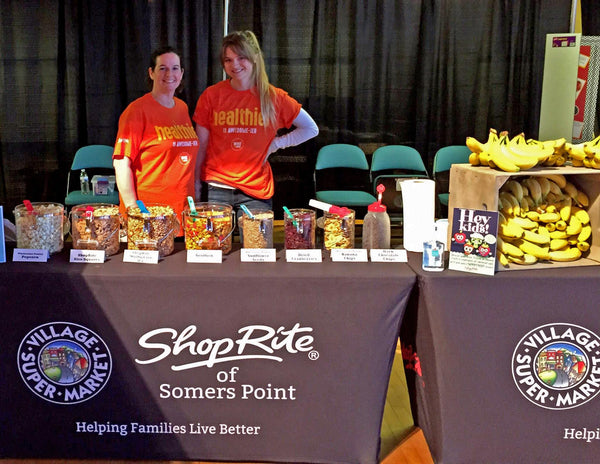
<box><xmin>512</xmin><ymin>323</ymin><xmax>600</xmax><ymax>410</ymax></box>
<box><xmin>18</xmin><ymin>322</ymin><xmax>112</xmax><ymax>405</ymax></box>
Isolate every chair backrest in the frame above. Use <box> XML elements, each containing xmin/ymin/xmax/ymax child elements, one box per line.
<box><xmin>371</xmin><ymin>145</ymin><xmax>428</xmax><ymax>176</ymax></box>
<box><xmin>432</xmin><ymin>145</ymin><xmax>471</xmax><ymax>177</ymax></box>
<box><xmin>71</xmin><ymin>145</ymin><xmax>115</xmax><ymax>170</ymax></box>
<box><xmin>315</xmin><ymin>144</ymin><xmax>369</xmax><ymax>171</ymax></box>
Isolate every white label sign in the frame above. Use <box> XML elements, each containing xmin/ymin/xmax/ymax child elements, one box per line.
<box><xmin>370</xmin><ymin>249</ymin><xmax>408</xmax><ymax>262</ymax></box>
<box><xmin>13</xmin><ymin>249</ymin><xmax>49</xmax><ymax>262</ymax></box>
<box><xmin>187</xmin><ymin>249</ymin><xmax>223</xmax><ymax>263</ymax></box>
<box><xmin>70</xmin><ymin>249</ymin><xmax>106</xmax><ymax>263</ymax></box>
<box><xmin>330</xmin><ymin>248</ymin><xmax>368</xmax><ymax>262</ymax></box>
<box><xmin>285</xmin><ymin>249</ymin><xmax>323</xmax><ymax>263</ymax></box>
<box><xmin>240</xmin><ymin>248</ymin><xmax>277</xmax><ymax>262</ymax></box>
<box><xmin>123</xmin><ymin>249</ymin><xmax>159</xmax><ymax>264</ymax></box>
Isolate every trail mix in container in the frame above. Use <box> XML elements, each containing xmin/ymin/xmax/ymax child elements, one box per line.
<box><xmin>184</xmin><ymin>204</ymin><xmax>234</xmax><ymax>254</ymax></box>
<box><xmin>127</xmin><ymin>204</ymin><xmax>177</xmax><ymax>257</ymax></box>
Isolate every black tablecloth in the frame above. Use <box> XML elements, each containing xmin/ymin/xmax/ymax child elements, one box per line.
<box><xmin>0</xmin><ymin>244</ymin><xmax>415</xmax><ymax>464</ymax></box>
<box><xmin>402</xmin><ymin>253</ymin><xmax>600</xmax><ymax>464</ymax></box>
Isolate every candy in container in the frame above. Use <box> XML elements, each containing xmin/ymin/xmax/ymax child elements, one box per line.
<box><xmin>13</xmin><ymin>201</ymin><xmax>66</xmax><ymax>253</ymax></box>
<box><xmin>183</xmin><ymin>201</ymin><xmax>235</xmax><ymax>254</ymax></box>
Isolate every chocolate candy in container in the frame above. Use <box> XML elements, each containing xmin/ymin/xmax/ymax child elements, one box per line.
<box><xmin>239</xmin><ymin>209</ymin><xmax>274</xmax><ymax>249</ymax></box>
<box><xmin>183</xmin><ymin>202</ymin><xmax>235</xmax><ymax>254</ymax></box>
<box><xmin>284</xmin><ymin>208</ymin><xmax>316</xmax><ymax>249</ymax></box>
<box><xmin>70</xmin><ymin>204</ymin><xmax>120</xmax><ymax>256</ymax></box>
<box><xmin>126</xmin><ymin>204</ymin><xmax>178</xmax><ymax>257</ymax></box>
<box><xmin>320</xmin><ymin>209</ymin><xmax>355</xmax><ymax>250</ymax></box>
<box><xmin>13</xmin><ymin>201</ymin><xmax>66</xmax><ymax>253</ymax></box>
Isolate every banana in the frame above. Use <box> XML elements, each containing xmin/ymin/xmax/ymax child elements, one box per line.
<box><xmin>559</xmin><ymin>198</ymin><xmax>572</xmax><ymax>222</ymax></box>
<box><xmin>466</xmin><ymin>136</ymin><xmax>485</xmax><ymax>153</ymax></box>
<box><xmin>516</xmin><ymin>239</ymin><xmax>550</xmax><ymax>260</ymax></box>
<box><xmin>549</xmin><ymin>247</ymin><xmax>582</xmax><ymax>262</ymax></box>
<box><xmin>523</xmin><ymin>229</ymin><xmax>551</xmax><ymax>245</ymax></box>
<box><xmin>566</xmin><ymin>142</ymin><xmax>587</xmax><ymax>161</ymax></box>
<box><xmin>508</xmin><ymin>253</ymin><xmax>538</xmax><ymax>265</ymax></box>
<box><xmin>542</xmin><ymin>174</ymin><xmax>567</xmax><ymax>189</ymax></box>
<box><xmin>499</xmin><ymin>191</ymin><xmax>520</xmax><ymax>216</ymax></box>
<box><xmin>577</xmin><ymin>242</ymin><xmax>591</xmax><ymax>252</ymax></box>
<box><xmin>537</xmin><ymin>225</ymin><xmax>550</xmax><ymax>237</ymax></box>
<box><xmin>576</xmin><ymin>190</ymin><xmax>590</xmax><ymax>207</ymax></box>
<box><xmin>497</xmin><ymin>236</ymin><xmax>524</xmax><ymax>258</ymax></box>
<box><xmin>549</xmin><ymin>230</ymin><xmax>568</xmax><ymax>239</ymax></box>
<box><xmin>522</xmin><ymin>178</ymin><xmax>542</xmax><ymax>205</ymax></box>
<box><xmin>573</xmin><ymin>207</ymin><xmax>590</xmax><ymax>225</ymax></box>
<box><xmin>502</xmin><ymin>179</ymin><xmax>524</xmax><ymax>202</ymax></box>
<box><xmin>498</xmin><ymin>251</ymin><xmax>510</xmax><ymax>267</ymax></box>
<box><xmin>555</xmin><ymin>220</ymin><xmax>567</xmax><ymax>231</ymax></box>
<box><xmin>566</xmin><ymin>215</ymin><xmax>582</xmax><ymax>236</ymax></box>
<box><xmin>499</xmin><ymin>222</ymin><xmax>524</xmax><ymax>239</ymax></box>
<box><xmin>538</xmin><ymin>212</ymin><xmax>560</xmax><ymax>223</ymax></box>
<box><xmin>572</xmin><ymin>158</ymin><xmax>585</xmax><ymax>167</ymax></box>
<box><xmin>563</xmin><ymin>182</ymin><xmax>579</xmax><ymax>200</ymax></box>
<box><xmin>469</xmin><ymin>152</ymin><xmax>480</xmax><ymax>166</ymax></box>
<box><xmin>526</xmin><ymin>211</ymin><xmax>540</xmax><ymax>222</ymax></box>
<box><xmin>578</xmin><ymin>224</ymin><xmax>592</xmax><ymax>242</ymax></box>
<box><xmin>509</xmin><ymin>216</ymin><xmax>538</xmax><ymax>230</ymax></box>
<box><xmin>489</xmin><ymin>150</ymin><xmax>520</xmax><ymax>172</ymax></box>
<box><xmin>536</xmin><ymin>176</ymin><xmax>551</xmax><ymax>198</ymax></box>
<box><xmin>550</xmin><ymin>238</ymin><xmax>569</xmax><ymax>251</ymax></box>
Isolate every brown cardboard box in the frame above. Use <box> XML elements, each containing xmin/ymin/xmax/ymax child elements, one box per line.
<box><xmin>447</xmin><ymin>164</ymin><xmax>600</xmax><ymax>271</ymax></box>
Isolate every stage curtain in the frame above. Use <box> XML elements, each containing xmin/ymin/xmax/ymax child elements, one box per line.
<box><xmin>0</xmin><ymin>0</ymin><xmax>573</xmax><ymax>213</ymax></box>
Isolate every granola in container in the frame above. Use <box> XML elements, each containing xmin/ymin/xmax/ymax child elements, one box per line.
<box><xmin>70</xmin><ymin>204</ymin><xmax>120</xmax><ymax>256</ymax></box>
<box><xmin>126</xmin><ymin>204</ymin><xmax>178</xmax><ymax>257</ymax></box>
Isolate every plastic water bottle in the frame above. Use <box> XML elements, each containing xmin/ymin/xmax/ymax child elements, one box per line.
<box><xmin>80</xmin><ymin>169</ymin><xmax>90</xmax><ymax>194</ymax></box>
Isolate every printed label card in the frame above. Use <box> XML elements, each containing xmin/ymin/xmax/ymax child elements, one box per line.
<box><xmin>448</xmin><ymin>208</ymin><xmax>498</xmax><ymax>276</ymax></box>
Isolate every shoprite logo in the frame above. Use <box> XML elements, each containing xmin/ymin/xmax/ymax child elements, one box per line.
<box><xmin>17</xmin><ymin>322</ymin><xmax>112</xmax><ymax>405</ymax></box>
<box><xmin>135</xmin><ymin>323</ymin><xmax>316</xmax><ymax>370</ymax></box>
<box><xmin>512</xmin><ymin>323</ymin><xmax>600</xmax><ymax>410</ymax></box>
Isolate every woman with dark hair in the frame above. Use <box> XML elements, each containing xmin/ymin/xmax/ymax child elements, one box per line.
<box><xmin>113</xmin><ymin>46</ymin><xmax>199</xmax><ymax>227</ymax></box>
<box><xmin>193</xmin><ymin>31</ymin><xmax>318</xmax><ymax>213</ymax></box>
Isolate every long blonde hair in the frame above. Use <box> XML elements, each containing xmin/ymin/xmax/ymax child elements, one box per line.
<box><xmin>221</xmin><ymin>31</ymin><xmax>277</xmax><ymax>128</ymax></box>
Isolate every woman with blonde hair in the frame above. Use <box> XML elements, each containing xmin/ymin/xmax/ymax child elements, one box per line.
<box><xmin>193</xmin><ymin>30</ymin><xmax>318</xmax><ymax>213</ymax></box>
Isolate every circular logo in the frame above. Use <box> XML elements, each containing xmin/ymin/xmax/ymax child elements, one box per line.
<box><xmin>18</xmin><ymin>322</ymin><xmax>112</xmax><ymax>405</ymax></box>
<box><xmin>179</xmin><ymin>152</ymin><xmax>191</xmax><ymax>165</ymax></box>
<box><xmin>231</xmin><ymin>138</ymin><xmax>243</xmax><ymax>151</ymax></box>
<box><xmin>512</xmin><ymin>323</ymin><xmax>600</xmax><ymax>410</ymax></box>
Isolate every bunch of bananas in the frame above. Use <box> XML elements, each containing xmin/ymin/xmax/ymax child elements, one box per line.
<box><xmin>565</xmin><ymin>134</ymin><xmax>600</xmax><ymax>169</ymax></box>
<box><xmin>467</xmin><ymin>129</ymin><xmax>567</xmax><ymax>172</ymax></box>
<box><xmin>496</xmin><ymin>174</ymin><xmax>591</xmax><ymax>267</ymax></box>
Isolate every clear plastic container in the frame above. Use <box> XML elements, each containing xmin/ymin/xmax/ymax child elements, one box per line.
<box><xmin>183</xmin><ymin>202</ymin><xmax>235</xmax><ymax>254</ymax></box>
<box><xmin>362</xmin><ymin>200</ymin><xmax>391</xmax><ymax>249</ymax></box>
<box><xmin>70</xmin><ymin>204</ymin><xmax>120</xmax><ymax>256</ymax></box>
<box><xmin>13</xmin><ymin>202</ymin><xmax>66</xmax><ymax>253</ymax></box>
<box><xmin>322</xmin><ymin>209</ymin><xmax>355</xmax><ymax>250</ymax></box>
<box><xmin>127</xmin><ymin>204</ymin><xmax>178</xmax><ymax>257</ymax></box>
<box><xmin>239</xmin><ymin>210</ymin><xmax>274</xmax><ymax>248</ymax></box>
<box><xmin>284</xmin><ymin>209</ymin><xmax>316</xmax><ymax>249</ymax></box>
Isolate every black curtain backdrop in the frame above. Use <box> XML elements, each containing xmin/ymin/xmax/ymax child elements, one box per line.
<box><xmin>0</xmin><ymin>0</ymin><xmax>581</xmax><ymax>218</ymax></box>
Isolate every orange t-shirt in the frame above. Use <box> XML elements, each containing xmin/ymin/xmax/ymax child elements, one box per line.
<box><xmin>193</xmin><ymin>80</ymin><xmax>301</xmax><ymax>199</ymax></box>
<box><xmin>113</xmin><ymin>93</ymin><xmax>199</xmax><ymax>224</ymax></box>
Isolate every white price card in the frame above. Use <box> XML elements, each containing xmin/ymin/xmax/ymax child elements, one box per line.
<box><xmin>123</xmin><ymin>249</ymin><xmax>159</xmax><ymax>264</ymax></box>
<box><xmin>285</xmin><ymin>249</ymin><xmax>322</xmax><ymax>263</ymax></box>
<box><xmin>240</xmin><ymin>248</ymin><xmax>277</xmax><ymax>262</ymax></box>
<box><xmin>70</xmin><ymin>249</ymin><xmax>106</xmax><ymax>263</ymax></box>
<box><xmin>13</xmin><ymin>249</ymin><xmax>49</xmax><ymax>262</ymax></box>
<box><xmin>330</xmin><ymin>248</ymin><xmax>368</xmax><ymax>262</ymax></box>
<box><xmin>187</xmin><ymin>249</ymin><xmax>223</xmax><ymax>263</ymax></box>
<box><xmin>370</xmin><ymin>249</ymin><xmax>408</xmax><ymax>262</ymax></box>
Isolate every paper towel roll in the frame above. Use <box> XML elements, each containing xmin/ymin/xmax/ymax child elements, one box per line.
<box><xmin>401</xmin><ymin>179</ymin><xmax>436</xmax><ymax>252</ymax></box>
